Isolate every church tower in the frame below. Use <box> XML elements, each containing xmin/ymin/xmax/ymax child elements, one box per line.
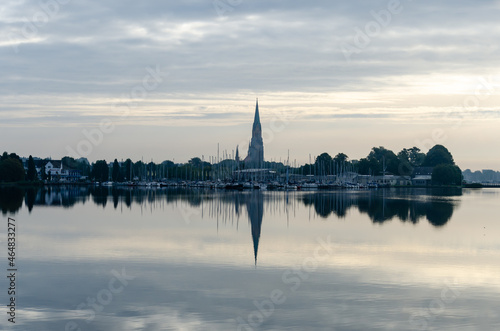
<box><xmin>244</xmin><ymin>99</ymin><xmax>264</xmax><ymax>168</ymax></box>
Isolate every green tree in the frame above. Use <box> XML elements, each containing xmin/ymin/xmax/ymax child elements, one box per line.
<box><xmin>315</xmin><ymin>153</ymin><xmax>333</xmax><ymax>175</ymax></box>
<box><xmin>124</xmin><ymin>159</ymin><xmax>133</xmax><ymax>181</ymax></box>
<box><xmin>397</xmin><ymin>147</ymin><xmax>425</xmax><ymax>176</ymax></box>
<box><xmin>112</xmin><ymin>159</ymin><xmax>121</xmax><ymax>182</ymax></box>
<box><xmin>162</xmin><ymin>160</ymin><xmax>175</xmax><ymax>168</ymax></box>
<box><xmin>189</xmin><ymin>157</ymin><xmax>202</xmax><ymax>168</ymax></box>
<box><xmin>91</xmin><ymin>160</ymin><xmax>109</xmax><ymax>182</ymax></box>
<box><xmin>333</xmin><ymin>153</ymin><xmax>348</xmax><ymax>164</ymax></box>
<box><xmin>357</xmin><ymin>147</ymin><xmax>400</xmax><ymax>175</ymax></box>
<box><xmin>7</xmin><ymin>153</ymin><xmax>21</xmax><ymax>162</ymax></box>
<box><xmin>0</xmin><ymin>156</ymin><xmax>25</xmax><ymax>182</ymax></box>
<box><xmin>432</xmin><ymin>164</ymin><xmax>462</xmax><ymax>186</ymax></box>
<box><xmin>423</xmin><ymin>145</ymin><xmax>455</xmax><ymax>167</ymax></box>
<box><xmin>62</xmin><ymin>156</ymin><xmax>77</xmax><ymax>169</ymax></box>
<box><xmin>398</xmin><ymin>147</ymin><xmax>425</xmax><ymax>167</ymax></box>
<box><xmin>40</xmin><ymin>162</ymin><xmax>47</xmax><ymax>181</ymax></box>
<box><xmin>147</xmin><ymin>161</ymin><xmax>157</xmax><ymax>180</ymax></box>
<box><xmin>27</xmin><ymin>155</ymin><xmax>38</xmax><ymax>181</ymax></box>
<box><xmin>133</xmin><ymin>161</ymin><xmax>145</xmax><ymax>180</ymax></box>
<box><xmin>357</xmin><ymin>158</ymin><xmax>373</xmax><ymax>175</ymax></box>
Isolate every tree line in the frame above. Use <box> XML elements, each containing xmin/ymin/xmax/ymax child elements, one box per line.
<box><xmin>0</xmin><ymin>144</ymin><xmax>462</xmax><ymax>185</ymax></box>
<box><xmin>296</xmin><ymin>145</ymin><xmax>461</xmax><ymax>185</ymax></box>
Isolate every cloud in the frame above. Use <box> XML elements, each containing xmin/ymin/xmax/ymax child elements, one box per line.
<box><xmin>1</xmin><ymin>0</ymin><xmax>500</xmax><ymax>167</ymax></box>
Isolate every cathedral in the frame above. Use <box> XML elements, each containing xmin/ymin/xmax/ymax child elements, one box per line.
<box><xmin>244</xmin><ymin>100</ymin><xmax>265</xmax><ymax>168</ymax></box>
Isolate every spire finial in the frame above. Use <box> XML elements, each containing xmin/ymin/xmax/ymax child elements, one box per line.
<box><xmin>253</xmin><ymin>98</ymin><xmax>260</xmax><ymax>125</ymax></box>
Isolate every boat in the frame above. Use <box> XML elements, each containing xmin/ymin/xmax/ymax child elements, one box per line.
<box><xmin>301</xmin><ymin>183</ymin><xmax>319</xmax><ymax>190</ymax></box>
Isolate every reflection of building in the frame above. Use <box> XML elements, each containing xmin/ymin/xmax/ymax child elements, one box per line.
<box><xmin>244</xmin><ymin>100</ymin><xmax>264</xmax><ymax>168</ymax></box>
<box><xmin>245</xmin><ymin>191</ymin><xmax>264</xmax><ymax>264</ymax></box>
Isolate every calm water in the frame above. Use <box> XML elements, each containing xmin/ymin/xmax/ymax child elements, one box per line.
<box><xmin>0</xmin><ymin>186</ymin><xmax>499</xmax><ymax>331</ymax></box>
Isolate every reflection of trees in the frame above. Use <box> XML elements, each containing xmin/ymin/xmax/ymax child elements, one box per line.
<box><xmin>426</xmin><ymin>201</ymin><xmax>454</xmax><ymax>227</ymax></box>
<box><xmin>112</xmin><ymin>188</ymin><xmax>119</xmax><ymax>209</ymax></box>
<box><xmin>300</xmin><ymin>190</ymin><xmax>460</xmax><ymax>227</ymax></box>
<box><xmin>90</xmin><ymin>186</ymin><xmax>108</xmax><ymax>208</ymax></box>
<box><xmin>0</xmin><ymin>187</ymin><xmax>24</xmax><ymax>214</ymax></box>
<box><xmin>1</xmin><ymin>186</ymin><xmax>459</xmax><ymax>229</ymax></box>
<box><xmin>302</xmin><ymin>193</ymin><xmax>357</xmax><ymax>218</ymax></box>
<box><xmin>25</xmin><ymin>187</ymin><xmax>38</xmax><ymax>213</ymax></box>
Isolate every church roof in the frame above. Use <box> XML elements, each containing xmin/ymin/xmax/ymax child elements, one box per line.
<box><xmin>253</xmin><ymin>99</ymin><xmax>260</xmax><ymax>126</ymax></box>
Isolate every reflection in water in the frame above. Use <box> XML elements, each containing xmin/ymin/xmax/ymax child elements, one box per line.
<box><xmin>302</xmin><ymin>189</ymin><xmax>460</xmax><ymax>227</ymax></box>
<box><xmin>246</xmin><ymin>192</ymin><xmax>263</xmax><ymax>264</ymax></box>
<box><xmin>1</xmin><ymin>186</ymin><xmax>461</xmax><ymax>266</ymax></box>
<box><xmin>4</xmin><ymin>185</ymin><xmax>499</xmax><ymax>331</ymax></box>
<box><xmin>1</xmin><ymin>186</ymin><xmax>460</xmax><ymax>229</ymax></box>
<box><xmin>0</xmin><ymin>186</ymin><xmax>24</xmax><ymax>214</ymax></box>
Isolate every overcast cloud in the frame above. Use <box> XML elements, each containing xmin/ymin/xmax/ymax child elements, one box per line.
<box><xmin>1</xmin><ymin>0</ymin><xmax>500</xmax><ymax>168</ymax></box>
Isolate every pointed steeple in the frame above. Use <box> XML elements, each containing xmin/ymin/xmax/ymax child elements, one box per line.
<box><xmin>254</xmin><ymin>98</ymin><xmax>260</xmax><ymax>125</ymax></box>
<box><xmin>245</xmin><ymin>99</ymin><xmax>264</xmax><ymax>168</ymax></box>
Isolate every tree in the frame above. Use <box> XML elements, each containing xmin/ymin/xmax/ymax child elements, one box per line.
<box><xmin>91</xmin><ymin>160</ymin><xmax>109</xmax><ymax>182</ymax></box>
<box><xmin>315</xmin><ymin>153</ymin><xmax>333</xmax><ymax>175</ymax></box>
<box><xmin>162</xmin><ymin>160</ymin><xmax>175</xmax><ymax>168</ymax></box>
<box><xmin>398</xmin><ymin>147</ymin><xmax>425</xmax><ymax>167</ymax></box>
<box><xmin>397</xmin><ymin>147</ymin><xmax>425</xmax><ymax>176</ymax></box>
<box><xmin>432</xmin><ymin>164</ymin><xmax>462</xmax><ymax>186</ymax></box>
<box><xmin>40</xmin><ymin>162</ymin><xmax>47</xmax><ymax>181</ymax></box>
<box><xmin>356</xmin><ymin>147</ymin><xmax>400</xmax><ymax>176</ymax></box>
<box><xmin>357</xmin><ymin>158</ymin><xmax>373</xmax><ymax>175</ymax></box>
<box><xmin>0</xmin><ymin>157</ymin><xmax>25</xmax><ymax>182</ymax></box>
<box><xmin>62</xmin><ymin>156</ymin><xmax>77</xmax><ymax>169</ymax></box>
<box><xmin>189</xmin><ymin>157</ymin><xmax>202</xmax><ymax>168</ymax></box>
<box><xmin>134</xmin><ymin>161</ymin><xmax>144</xmax><ymax>180</ymax></box>
<box><xmin>147</xmin><ymin>161</ymin><xmax>157</xmax><ymax>180</ymax></box>
<box><xmin>333</xmin><ymin>153</ymin><xmax>348</xmax><ymax>164</ymax></box>
<box><xmin>423</xmin><ymin>145</ymin><xmax>454</xmax><ymax>167</ymax></box>
<box><xmin>112</xmin><ymin>159</ymin><xmax>121</xmax><ymax>182</ymax></box>
<box><xmin>27</xmin><ymin>155</ymin><xmax>38</xmax><ymax>181</ymax></box>
<box><xmin>1</xmin><ymin>152</ymin><xmax>8</xmax><ymax>161</ymax></box>
<box><xmin>124</xmin><ymin>159</ymin><xmax>133</xmax><ymax>181</ymax></box>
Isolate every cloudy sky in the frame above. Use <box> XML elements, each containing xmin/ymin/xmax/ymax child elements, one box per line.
<box><xmin>1</xmin><ymin>0</ymin><xmax>500</xmax><ymax>169</ymax></box>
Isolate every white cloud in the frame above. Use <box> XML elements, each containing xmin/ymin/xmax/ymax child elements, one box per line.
<box><xmin>1</xmin><ymin>0</ymin><xmax>500</xmax><ymax>168</ymax></box>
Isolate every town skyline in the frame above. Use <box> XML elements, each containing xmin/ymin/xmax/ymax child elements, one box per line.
<box><xmin>3</xmin><ymin>99</ymin><xmax>497</xmax><ymax>173</ymax></box>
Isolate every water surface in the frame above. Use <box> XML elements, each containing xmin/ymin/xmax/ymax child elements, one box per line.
<box><xmin>0</xmin><ymin>187</ymin><xmax>499</xmax><ymax>330</ymax></box>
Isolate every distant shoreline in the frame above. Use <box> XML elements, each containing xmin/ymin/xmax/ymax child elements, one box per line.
<box><xmin>2</xmin><ymin>182</ymin><xmax>498</xmax><ymax>189</ymax></box>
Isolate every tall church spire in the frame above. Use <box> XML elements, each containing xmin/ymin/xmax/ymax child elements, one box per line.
<box><xmin>252</xmin><ymin>98</ymin><xmax>261</xmax><ymax>137</ymax></box>
<box><xmin>254</xmin><ymin>98</ymin><xmax>260</xmax><ymax>124</ymax></box>
<box><xmin>244</xmin><ymin>99</ymin><xmax>264</xmax><ymax>168</ymax></box>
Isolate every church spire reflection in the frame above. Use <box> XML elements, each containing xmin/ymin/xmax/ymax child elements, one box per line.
<box><xmin>245</xmin><ymin>191</ymin><xmax>264</xmax><ymax>265</ymax></box>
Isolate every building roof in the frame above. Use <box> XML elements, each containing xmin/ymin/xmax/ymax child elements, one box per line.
<box><xmin>413</xmin><ymin>167</ymin><xmax>434</xmax><ymax>176</ymax></box>
<box><xmin>413</xmin><ymin>175</ymin><xmax>432</xmax><ymax>180</ymax></box>
<box><xmin>254</xmin><ymin>98</ymin><xmax>260</xmax><ymax>126</ymax></box>
<box><xmin>47</xmin><ymin>160</ymin><xmax>62</xmax><ymax>168</ymax></box>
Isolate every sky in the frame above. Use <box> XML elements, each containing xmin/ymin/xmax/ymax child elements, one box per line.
<box><xmin>1</xmin><ymin>0</ymin><xmax>500</xmax><ymax>170</ymax></box>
